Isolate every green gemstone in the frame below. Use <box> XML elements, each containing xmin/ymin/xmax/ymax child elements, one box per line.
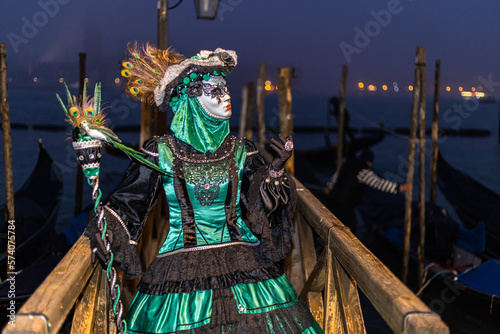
<box><xmin>190</xmin><ymin>73</ymin><xmax>198</xmax><ymax>79</ymax></box>
<box><xmin>183</xmin><ymin>77</ymin><xmax>190</xmax><ymax>84</ymax></box>
<box><xmin>203</xmin><ymin>74</ymin><xmax>210</xmax><ymax>81</ymax></box>
<box><xmin>171</xmin><ymin>96</ymin><xmax>178</xmax><ymax>102</ymax></box>
<box><xmin>213</xmin><ymin>70</ymin><xmax>219</xmax><ymax>75</ymax></box>
<box><xmin>181</xmin><ymin>87</ymin><xmax>187</xmax><ymax>94</ymax></box>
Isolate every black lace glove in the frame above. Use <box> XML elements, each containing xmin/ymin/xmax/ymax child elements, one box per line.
<box><xmin>85</xmin><ymin>224</ymin><xmax>113</xmax><ymax>267</ymax></box>
<box><xmin>270</xmin><ymin>132</ymin><xmax>294</xmax><ymax>171</ymax></box>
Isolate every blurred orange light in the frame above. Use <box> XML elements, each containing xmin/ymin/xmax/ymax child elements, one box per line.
<box><xmin>358</xmin><ymin>82</ymin><xmax>364</xmax><ymax>89</ymax></box>
<box><xmin>115</xmin><ymin>78</ymin><xmax>120</xmax><ymax>84</ymax></box>
<box><xmin>265</xmin><ymin>85</ymin><xmax>271</xmax><ymax>91</ymax></box>
<box><xmin>33</xmin><ymin>77</ymin><xmax>38</xmax><ymax>83</ymax></box>
<box><xmin>408</xmin><ymin>85</ymin><xmax>413</xmax><ymax>91</ymax></box>
<box><xmin>471</xmin><ymin>87</ymin><xmax>476</xmax><ymax>92</ymax></box>
<box><xmin>265</xmin><ymin>80</ymin><xmax>271</xmax><ymax>86</ymax></box>
<box><xmin>458</xmin><ymin>87</ymin><xmax>463</xmax><ymax>92</ymax></box>
<box><xmin>59</xmin><ymin>78</ymin><xmax>64</xmax><ymax>83</ymax></box>
<box><xmin>84</xmin><ymin>78</ymin><xmax>89</xmax><ymax>83</ymax></box>
<box><xmin>270</xmin><ymin>85</ymin><xmax>275</xmax><ymax>90</ymax></box>
<box><xmin>446</xmin><ymin>86</ymin><xmax>451</xmax><ymax>92</ymax></box>
<box><xmin>382</xmin><ymin>85</ymin><xmax>388</xmax><ymax>91</ymax></box>
<box><xmin>367</xmin><ymin>85</ymin><xmax>377</xmax><ymax>91</ymax></box>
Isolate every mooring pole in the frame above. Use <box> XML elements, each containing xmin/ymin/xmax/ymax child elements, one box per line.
<box><xmin>417</xmin><ymin>49</ymin><xmax>427</xmax><ymax>289</ymax></box>
<box><xmin>74</xmin><ymin>52</ymin><xmax>86</xmax><ymax>217</ymax></box>
<box><xmin>278</xmin><ymin>67</ymin><xmax>294</xmax><ymax>175</ymax></box>
<box><xmin>238</xmin><ymin>85</ymin><xmax>249</xmax><ymax>138</ymax></box>
<box><xmin>337</xmin><ymin>65</ymin><xmax>348</xmax><ymax>172</ymax></box>
<box><xmin>430</xmin><ymin>59</ymin><xmax>441</xmax><ymax>204</ymax></box>
<box><xmin>256</xmin><ymin>62</ymin><xmax>267</xmax><ymax>147</ymax></box>
<box><xmin>1</xmin><ymin>43</ymin><xmax>14</xmax><ymax>227</ymax></box>
<box><xmin>403</xmin><ymin>46</ymin><xmax>423</xmax><ymax>284</ymax></box>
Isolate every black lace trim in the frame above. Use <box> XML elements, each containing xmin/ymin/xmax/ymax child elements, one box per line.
<box><xmin>137</xmin><ymin>243</ymin><xmax>283</xmax><ymax>294</ymax></box>
<box><xmin>137</xmin><ymin>266</ymin><xmax>283</xmax><ymax>295</ymax></box>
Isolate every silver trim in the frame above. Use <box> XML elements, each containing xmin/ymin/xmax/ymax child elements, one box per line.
<box><xmin>73</xmin><ymin>139</ymin><xmax>102</xmax><ymax>150</ymax></box>
<box><xmin>140</xmin><ymin>147</ymin><xmax>159</xmax><ymax>157</ymax></box>
<box><xmin>157</xmin><ymin>240</ymin><xmax>260</xmax><ymax>258</ymax></box>
<box><xmin>104</xmin><ymin>205</ymin><xmax>132</xmax><ymax>240</ymax></box>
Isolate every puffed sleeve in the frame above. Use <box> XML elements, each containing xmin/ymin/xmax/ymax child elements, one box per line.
<box><xmin>84</xmin><ymin>138</ymin><xmax>163</xmax><ymax>279</ymax></box>
<box><xmin>240</xmin><ymin>138</ymin><xmax>297</xmax><ymax>263</ymax></box>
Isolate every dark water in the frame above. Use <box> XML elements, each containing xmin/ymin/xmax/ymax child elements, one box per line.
<box><xmin>1</xmin><ymin>88</ymin><xmax>499</xmax><ymax>332</ymax></box>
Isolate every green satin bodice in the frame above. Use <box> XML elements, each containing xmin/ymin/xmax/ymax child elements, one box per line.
<box><xmin>156</xmin><ymin>138</ymin><xmax>258</xmax><ymax>255</ymax></box>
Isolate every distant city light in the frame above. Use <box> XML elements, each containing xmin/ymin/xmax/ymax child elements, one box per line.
<box><xmin>475</xmin><ymin>92</ymin><xmax>485</xmax><ymax>98</ymax></box>
<box><xmin>446</xmin><ymin>86</ymin><xmax>451</xmax><ymax>92</ymax></box>
<box><xmin>59</xmin><ymin>78</ymin><xmax>64</xmax><ymax>83</ymax></box>
<box><xmin>394</xmin><ymin>86</ymin><xmax>399</xmax><ymax>92</ymax></box>
<box><xmin>461</xmin><ymin>91</ymin><xmax>473</xmax><ymax>97</ymax></box>
<box><xmin>382</xmin><ymin>85</ymin><xmax>388</xmax><ymax>91</ymax></box>
<box><xmin>84</xmin><ymin>78</ymin><xmax>89</xmax><ymax>83</ymax></box>
<box><xmin>358</xmin><ymin>82</ymin><xmax>364</xmax><ymax>89</ymax></box>
<box><xmin>265</xmin><ymin>80</ymin><xmax>271</xmax><ymax>86</ymax></box>
<box><xmin>367</xmin><ymin>85</ymin><xmax>377</xmax><ymax>91</ymax></box>
<box><xmin>408</xmin><ymin>85</ymin><xmax>413</xmax><ymax>91</ymax></box>
<box><xmin>270</xmin><ymin>85</ymin><xmax>275</xmax><ymax>90</ymax></box>
<box><xmin>471</xmin><ymin>87</ymin><xmax>476</xmax><ymax>92</ymax></box>
<box><xmin>115</xmin><ymin>78</ymin><xmax>120</xmax><ymax>84</ymax></box>
<box><xmin>458</xmin><ymin>87</ymin><xmax>463</xmax><ymax>92</ymax></box>
<box><xmin>265</xmin><ymin>85</ymin><xmax>271</xmax><ymax>91</ymax></box>
<box><xmin>33</xmin><ymin>77</ymin><xmax>38</xmax><ymax>83</ymax></box>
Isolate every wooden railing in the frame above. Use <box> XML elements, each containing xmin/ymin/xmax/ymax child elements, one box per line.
<box><xmin>287</xmin><ymin>177</ymin><xmax>448</xmax><ymax>333</ymax></box>
<box><xmin>3</xmin><ymin>177</ymin><xmax>448</xmax><ymax>334</ymax></box>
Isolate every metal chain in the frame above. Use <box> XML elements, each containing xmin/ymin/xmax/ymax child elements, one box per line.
<box><xmin>88</xmin><ymin>176</ymin><xmax>127</xmax><ymax>333</ymax></box>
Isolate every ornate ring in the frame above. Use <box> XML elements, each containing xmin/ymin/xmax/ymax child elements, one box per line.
<box><xmin>284</xmin><ymin>140</ymin><xmax>294</xmax><ymax>152</ymax></box>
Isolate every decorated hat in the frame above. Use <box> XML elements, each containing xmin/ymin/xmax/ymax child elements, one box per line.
<box><xmin>121</xmin><ymin>43</ymin><xmax>237</xmax><ymax>111</ymax></box>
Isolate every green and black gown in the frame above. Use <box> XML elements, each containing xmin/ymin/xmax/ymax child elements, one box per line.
<box><xmin>86</xmin><ymin>134</ymin><xmax>323</xmax><ymax>334</ymax></box>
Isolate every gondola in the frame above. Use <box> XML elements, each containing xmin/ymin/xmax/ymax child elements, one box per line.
<box><xmin>357</xmin><ymin>185</ymin><xmax>500</xmax><ymax>334</ymax></box>
<box><xmin>0</xmin><ymin>139</ymin><xmax>63</xmax><ymax>280</ymax></box>
<box><xmin>436</xmin><ymin>151</ymin><xmax>500</xmax><ymax>259</ymax></box>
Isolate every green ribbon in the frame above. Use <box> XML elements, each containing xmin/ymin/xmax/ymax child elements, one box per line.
<box><xmin>170</xmin><ymin>94</ymin><xmax>229</xmax><ymax>153</ymax></box>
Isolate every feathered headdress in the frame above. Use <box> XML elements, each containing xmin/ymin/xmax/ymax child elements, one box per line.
<box><xmin>121</xmin><ymin>43</ymin><xmax>237</xmax><ymax>111</ymax></box>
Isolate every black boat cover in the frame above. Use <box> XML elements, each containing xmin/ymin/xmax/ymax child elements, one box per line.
<box><xmin>437</xmin><ymin>151</ymin><xmax>500</xmax><ymax>258</ymax></box>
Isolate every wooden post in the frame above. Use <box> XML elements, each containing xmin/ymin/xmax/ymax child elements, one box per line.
<box><xmin>256</xmin><ymin>62</ymin><xmax>267</xmax><ymax>147</ymax></box>
<box><xmin>417</xmin><ymin>49</ymin><xmax>426</xmax><ymax>289</ymax></box>
<box><xmin>238</xmin><ymin>85</ymin><xmax>249</xmax><ymax>138</ymax></box>
<box><xmin>403</xmin><ymin>46</ymin><xmax>423</xmax><ymax>284</ymax></box>
<box><xmin>1</xmin><ymin>43</ymin><xmax>14</xmax><ymax>223</ymax></box>
<box><xmin>278</xmin><ymin>68</ymin><xmax>294</xmax><ymax>175</ymax></box>
<box><xmin>74</xmin><ymin>52</ymin><xmax>86</xmax><ymax>217</ymax></box>
<box><xmin>337</xmin><ymin>65</ymin><xmax>348</xmax><ymax>172</ymax></box>
<box><xmin>1</xmin><ymin>43</ymin><xmax>14</xmax><ymax>279</ymax></box>
<box><xmin>430</xmin><ymin>60</ymin><xmax>440</xmax><ymax>204</ymax></box>
<box><xmin>247</xmin><ymin>82</ymin><xmax>255</xmax><ymax>139</ymax></box>
<box><xmin>140</xmin><ymin>103</ymin><xmax>151</xmax><ymax>153</ymax></box>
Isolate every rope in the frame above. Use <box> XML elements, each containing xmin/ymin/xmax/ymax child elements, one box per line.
<box><xmin>416</xmin><ymin>262</ymin><xmax>457</xmax><ymax>297</ymax></box>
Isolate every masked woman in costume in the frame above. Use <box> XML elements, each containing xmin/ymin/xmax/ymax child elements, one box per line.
<box><xmin>85</xmin><ymin>43</ymin><xmax>323</xmax><ymax>333</ymax></box>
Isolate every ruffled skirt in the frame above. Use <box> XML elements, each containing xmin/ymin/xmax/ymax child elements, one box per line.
<box><xmin>125</xmin><ymin>243</ymin><xmax>322</xmax><ymax>334</ymax></box>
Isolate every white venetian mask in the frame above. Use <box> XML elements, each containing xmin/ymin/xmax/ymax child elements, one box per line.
<box><xmin>196</xmin><ymin>76</ymin><xmax>232</xmax><ymax>120</ymax></box>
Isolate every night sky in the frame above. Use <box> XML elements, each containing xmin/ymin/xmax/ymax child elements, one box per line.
<box><xmin>1</xmin><ymin>0</ymin><xmax>500</xmax><ymax>96</ymax></box>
